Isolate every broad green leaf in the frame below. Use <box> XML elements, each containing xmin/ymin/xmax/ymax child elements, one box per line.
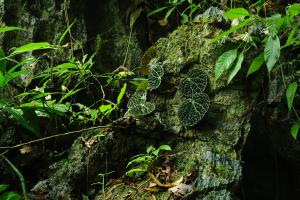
<box><xmin>53</xmin><ymin>62</ymin><xmax>77</xmax><ymax>70</ymax></box>
<box><xmin>264</xmin><ymin>35</ymin><xmax>280</xmax><ymax>73</ymax></box>
<box><xmin>287</xmin><ymin>3</ymin><xmax>300</xmax><ymax>17</ymax></box>
<box><xmin>20</xmin><ymin>101</ymin><xmax>70</xmax><ymax>116</ymax></box>
<box><xmin>0</xmin><ymin>48</ymin><xmax>7</xmax><ymax>73</ymax></box>
<box><xmin>127</xmin><ymin>155</ymin><xmax>153</xmax><ymax>167</ymax></box>
<box><xmin>0</xmin><ymin>184</ymin><xmax>9</xmax><ymax>193</ymax></box>
<box><xmin>228</xmin><ymin>52</ymin><xmax>244</xmax><ymax>84</ymax></box>
<box><xmin>117</xmin><ymin>83</ymin><xmax>127</xmax><ymax>105</ymax></box>
<box><xmin>286</xmin><ymin>82</ymin><xmax>297</xmax><ymax>111</ymax></box>
<box><xmin>146</xmin><ymin>145</ymin><xmax>155</xmax><ymax>154</ymax></box>
<box><xmin>265</xmin><ymin>14</ymin><xmax>283</xmax><ymax>35</ymax></box>
<box><xmin>0</xmin><ymin>99</ymin><xmax>39</xmax><ymax>136</ymax></box>
<box><xmin>215</xmin><ymin>49</ymin><xmax>237</xmax><ymax>80</ymax></box>
<box><xmin>181</xmin><ymin>13</ymin><xmax>189</xmax><ymax>24</ymax></box>
<box><xmin>247</xmin><ymin>53</ymin><xmax>265</xmax><ymax>76</ymax></box>
<box><xmin>284</xmin><ymin>26</ymin><xmax>297</xmax><ymax>48</ymax></box>
<box><xmin>11</xmin><ymin>42</ymin><xmax>53</xmax><ymax>55</ymax></box>
<box><xmin>291</xmin><ymin>122</ymin><xmax>299</xmax><ymax>140</ymax></box>
<box><xmin>159</xmin><ymin>145</ymin><xmax>172</xmax><ymax>151</ymax></box>
<box><xmin>147</xmin><ymin>6</ymin><xmax>168</xmax><ymax>17</ymax></box>
<box><xmin>125</xmin><ymin>168</ymin><xmax>147</xmax><ymax>177</ymax></box>
<box><xmin>0</xmin><ymin>26</ymin><xmax>22</xmax><ymax>33</ymax></box>
<box><xmin>99</xmin><ymin>104</ymin><xmax>113</xmax><ymax>115</ymax></box>
<box><xmin>130</xmin><ymin>7</ymin><xmax>143</xmax><ymax>28</ymax></box>
<box><xmin>225</xmin><ymin>8</ymin><xmax>249</xmax><ymax>20</ymax></box>
<box><xmin>152</xmin><ymin>149</ymin><xmax>160</xmax><ymax>156</ymax></box>
<box><xmin>212</xmin><ymin>18</ymin><xmax>255</xmax><ymax>42</ymax></box>
<box><xmin>0</xmin><ymin>191</ymin><xmax>22</xmax><ymax>200</ymax></box>
<box><xmin>1</xmin><ymin>69</ymin><xmax>30</xmax><ymax>88</ymax></box>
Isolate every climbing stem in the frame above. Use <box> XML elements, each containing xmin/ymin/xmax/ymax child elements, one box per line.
<box><xmin>1</xmin><ymin>155</ymin><xmax>28</xmax><ymax>200</ymax></box>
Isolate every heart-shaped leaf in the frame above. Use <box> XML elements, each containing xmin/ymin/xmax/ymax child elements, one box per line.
<box><xmin>127</xmin><ymin>102</ymin><xmax>155</xmax><ymax>117</ymax></box>
<box><xmin>178</xmin><ymin>93</ymin><xmax>210</xmax><ymax>126</ymax></box>
<box><xmin>179</xmin><ymin>68</ymin><xmax>207</xmax><ymax>98</ymax></box>
<box><xmin>127</xmin><ymin>90</ymin><xmax>155</xmax><ymax>117</ymax></box>
<box><xmin>127</xmin><ymin>90</ymin><xmax>147</xmax><ymax>108</ymax></box>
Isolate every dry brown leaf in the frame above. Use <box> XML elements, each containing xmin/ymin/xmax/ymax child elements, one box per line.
<box><xmin>148</xmin><ymin>182</ymin><xmax>157</xmax><ymax>188</ymax></box>
<box><xmin>168</xmin><ymin>183</ymin><xmax>193</xmax><ymax>196</ymax></box>
<box><xmin>158</xmin><ymin>19</ymin><xmax>168</xmax><ymax>26</ymax></box>
<box><xmin>19</xmin><ymin>145</ymin><xmax>32</xmax><ymax>154</ymax></box>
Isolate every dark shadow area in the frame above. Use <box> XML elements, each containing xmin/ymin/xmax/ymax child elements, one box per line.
<box><xmin>242</xmin><ymin>112</ymin><xmax>300</xmax><ymax>200</ymax></box>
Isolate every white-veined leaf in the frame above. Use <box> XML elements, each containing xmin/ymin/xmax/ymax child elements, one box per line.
<box><xmin>178</xmin><ymin>93</ymin><xmax>210</xmax><ymax>126</ymax></box>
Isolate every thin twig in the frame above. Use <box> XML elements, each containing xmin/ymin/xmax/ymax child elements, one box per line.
<box><xmin>0</xmin><ymin>150</ymin><xmax>9</xmax><ymax>156</ymax></box>
<box><xmin>0</xmin><ymin>125</ymin><xmax>112</xmax><ymax>149</ymax></box>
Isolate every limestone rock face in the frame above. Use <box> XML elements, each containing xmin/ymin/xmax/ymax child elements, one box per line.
<box><xmin>94</xmin><ymin>23</ymin><xmax>261</xmax><ymax>199</ymax></box>
<box><xmin>31</xmin><ymin>22</ymin><xmax>260</xmax><ymax>199</ymax></box>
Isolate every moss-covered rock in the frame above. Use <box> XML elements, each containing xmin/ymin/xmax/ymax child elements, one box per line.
<box><xmin>31</xmin><ymin>9</ymin><xmax>260</xmax><ymax>200</ymax></box>
<box><xmin>101</xmin><ymin>20</ymin><xmax>260</xmax><ymax>199</ymax></box>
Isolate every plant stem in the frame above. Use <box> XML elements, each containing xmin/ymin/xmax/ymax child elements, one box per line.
<box><xmin>1</xmin><ymin>155</ymin><xmax>28</xmax><ymax>200</ymax></box>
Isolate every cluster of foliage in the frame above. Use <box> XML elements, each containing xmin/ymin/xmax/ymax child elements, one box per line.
<box><xmin>127</xmin><ymin>58</ymin><xmax>210</xmax><ymax>126</ymax></box>
<box><xmin>126</xmin><ymin>145</ymin><xmax>172</xmax><ymax>177</ymax></box>
<box><xmin>213</xmin><ymin>3</ymin><xmax>300</xmax><ymax>138</ymax></box>
<box><xmin>0</xmin><ymin>24</ymin><xmax>129</xmax><ymax>138</ymax></box>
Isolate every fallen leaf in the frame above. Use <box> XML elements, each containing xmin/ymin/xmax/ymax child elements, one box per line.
<box><xmin>19</xmin><ymin>145</ymin><xmax>33</xmax><ymax>154</ymax></box>
<box><xmin>158</xmin><ymin>19</ymin><xmax>168</xmax><ymax>26</ymax></box>
<box><xmin>168</xmin><ymin>183</ymin><xmax>193</xmax><ymax>196</ymax></box>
